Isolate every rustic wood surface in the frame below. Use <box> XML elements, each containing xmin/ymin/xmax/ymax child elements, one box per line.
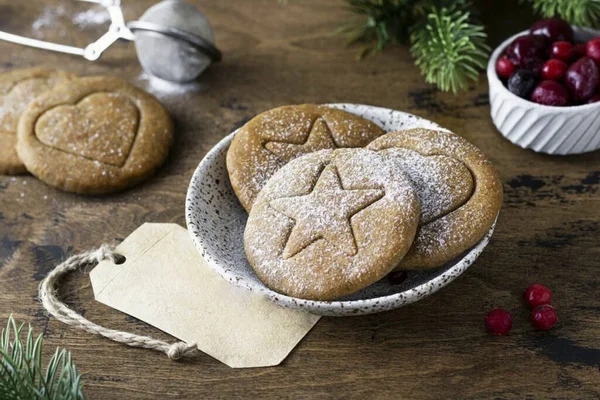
<box><xmin>1</xmin><ymin>0</ymin><xmax>599</xmax><ymax>398</ymax></box>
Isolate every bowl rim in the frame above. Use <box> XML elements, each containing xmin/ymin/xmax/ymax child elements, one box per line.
<box><xmin>487</xmin><ymin>26</ymin><xmax>600</xmax><ymax>112</ymax></box>
<box><xmin>185</xmin><ymin>104</ymin><xmax>496</xmax><ymax>314</ymax></box>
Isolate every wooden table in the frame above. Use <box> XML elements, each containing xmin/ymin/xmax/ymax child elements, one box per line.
<box><xmin>1</xmin><ymin>1</ymin><xmax>599</xmax><ymax>398</ymax></box>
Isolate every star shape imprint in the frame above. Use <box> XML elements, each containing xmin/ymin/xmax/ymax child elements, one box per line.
<box><xmin>270</xmin><ymin>165</ymin><xmax>384</xmax><ymax>259</ymax></box>
<box><xmin>265</xmin><ymin>118</ymin><xmax>337</xmax><ymax>160</ymax></box>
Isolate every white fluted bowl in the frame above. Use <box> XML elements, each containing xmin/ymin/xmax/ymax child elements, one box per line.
<box><xmin>488</xmin><ymin>27</ymin><xmax>600</xmax><ymax>155</ymax></box>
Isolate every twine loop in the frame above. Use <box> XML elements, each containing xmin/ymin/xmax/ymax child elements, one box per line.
<box><xmin>38</xmin><ymin>245</ymin><xmax>197</xmax><ymax>361</ymax></box>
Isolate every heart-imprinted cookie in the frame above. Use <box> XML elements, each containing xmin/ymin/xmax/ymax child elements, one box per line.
<box><xmin>244</xmin><ymin>148</ymin><xmax>420</xmax><ymax>301</ymax></box>
<box><xmin>381</xmin><ymin>148</ymin><xmax>474</xmax><ymax>224</ymax></box>
<box><xmin>17</xmin><ymin>76</ymin><xmax>173</xmax><ymax>194</ymax></box>
<box><xmin>0</xmin><ymin>68</ymin><xmax>75</xmax><ymax>175</ymax></box>
<box><xmin>368</xmin><ymin>128</ymin><xmax>503</xmax><ymax>270</ymax></box>
<box><xmin>36</xmin><ymin>93</ymin><xmax>139</xmax><ymax>167</ymax></box>
<box><xmin>226</xmin><ymin>104</ymin><xmax>386</xmax><ymax>212</ymax></box>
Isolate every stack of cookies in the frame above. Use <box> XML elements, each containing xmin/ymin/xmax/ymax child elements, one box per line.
<box><xmin>0</xmin><ymin>68</ymin><xmax>173</xmax><ymax>194</ymax></box>
<box><xmin>227</xmin><ymin>105</ymin><xmax>503</xmax><ymax>301</ymax></box>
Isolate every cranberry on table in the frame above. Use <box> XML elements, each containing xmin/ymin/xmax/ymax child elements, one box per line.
<box><xmin>524</xmin><ymin>284</ymin><xmax>553</xmax><ymax>308</ymax></box>
<box><xmin>566</xmin><ymin>57</ymin><xmax>600</xmax><ymax>102</ymax></box>
<box><xmin>541</xmin><ymin>59</ymin><xmax>568</xmax><ymax>81</ymax></box>
<box><xmin>551</xmin><ymin>41</ymin><xmax>573</xmax><ymax>62</ymax></box>
<box><xmin>387</xmin><ymin>271</ymin><xmax>407</xmax><ymax>285</ymax></box>
<box><xmin>586</xmin><ymin>37</ymin><xmax>600</xmax><ymax>65</ymax></box>
<box><xmin>496</xmin><ymin>57</ymin><xmax>516</xmax><ymax>79</ymax></box>
<box><xmin>531</xmin><ymin>304</ymin><xmax>558</xmax><ymax>330</ymax></box>
<box><xmin>485</xmin><ymin>308</ymin><xmax>513</xmax><ymax>336</ymax></box>
<box><xmin>508</xmin><ymin>69</ymin><xmax>538</xmax><ymax>99</ymax></box>
<box><xmin>530</xmin><ymin>18</ymin><xmax>574</xmax><ymax>42</ymax></box>
<box><xmin>505</xmin><ymin>34</ymin><xmax>548</xmax><ymax>72</ymax></box>
<box><xmin>572</xmin><ymin>43</ymin><xmax>587</xmax><ymax>60</ymax></box>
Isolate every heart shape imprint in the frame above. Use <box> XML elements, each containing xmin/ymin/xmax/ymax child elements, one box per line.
<box><xmin>35</xmin><ymin>92</ymin><xmax>139</xmax><ymax>167</ymax></box>
<box><xmin>380</xmin><ymin>148</ymin><xmax>474</xmax><ymax>224</ymax></box>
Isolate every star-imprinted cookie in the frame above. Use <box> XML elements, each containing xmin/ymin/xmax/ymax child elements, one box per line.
<box><xmin>270</xmin><ymin>165</ymin><xmax>384</xmax><ymax>259</ymax></box>
<box><xmin>244</xmin><ymin>148</ymin><xmax>420</xmax><ymax>301</ymax></box>
<box><xmin>226</xmin><ymin>104</ymin><xmax>386</xmax><ymax>212</ymax></box>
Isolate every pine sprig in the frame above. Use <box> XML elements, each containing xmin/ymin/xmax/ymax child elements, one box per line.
<box><xmin>338</xmin><ymin>0</ymin><xmax>489</xmax><ymax>92</ymax></box>
<box><xmin>0</xmin><ymin>316</ymin><xmax>85</xmax><ymax>400</ymax></box>
<box><xmin>529</xmin><ymin>0</ymin><xmax>600</xmax><ymax>28</ymax></box>
<box><xmin>410</xmin><ymin>3</ymin><xmax>489</xmax><ymax>93</ymax></box>
<box><xmin>336</xmin><ymin>0</ymin><xmax>416</xmax><ymax>59</ymax></box>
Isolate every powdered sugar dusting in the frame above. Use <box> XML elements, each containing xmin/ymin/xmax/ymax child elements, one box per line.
<box><xmin>72</xmin><ymin>7</ymin><xmax>110</xmax><ymax>28</ymax></box>
<box><xmin>381</xmin><ymin>147</ymin><xmax>473</xmax><ymax>224</ymax></box>
<box><xmin>31</xmin><ymin>5</ymin><xmax>109</xmax><ymax>38</ymax></box>
<box><xmin>228</xmin><ymin>105</ymin><xmax>385</xmax><ymax>211</ymax></box>
<box><xmin>244</xmin><ymin>148</ymin><xmax>420</xmax><ymax>300</ymax></box>
<box><xmin>136</xmin><ymin>72</ymin><xmax>203</xmax><ymax>99</ymax></box>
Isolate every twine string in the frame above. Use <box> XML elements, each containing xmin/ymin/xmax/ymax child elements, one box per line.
<box><xmin>38</xmin><ymin>244</ymin><xmax>197</xmax><ymax>361</ymax></box>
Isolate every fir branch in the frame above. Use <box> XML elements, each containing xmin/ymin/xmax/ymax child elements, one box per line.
<box><xmin>529</xmin><ymin>0</ymin><xmax>600</xmax><ymax>28</ymax></box>
<box><xmin>336</xmin><ymin>0</ymin><xmax>418</xmax><ymax>59</ymax></box>
<box><xmin>410</xmin><ymin>3</ymin><xmax>489</xmax><ymax>93</ymax></box>
<box><xmin>0</xmin><ymin>316</ymin><xmax>85</xmax><ymax>400</ymax></box>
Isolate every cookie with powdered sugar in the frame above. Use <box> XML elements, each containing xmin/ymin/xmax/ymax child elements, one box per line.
<box><xmin>0</xmin><ymin>68</ymin><xmax>76</xmax><ymax>175</ymax></box>
<box><xmin>244</xmin><ymin>148</ymin><xmax>420</xmax><ymax>301</ymax></box>
<box><xmin>226</xmin><ymin>104</ymin><xmax>386</xmax><ymax>212</ymax></box>
<box><xmin>17</xmin><ymin>76</ymin><xmax>173</xmax><ymax>194</ymax></box>
<box><xmin>368</xmin><ymin>128</ymin><xmax>503</xmax><ymax>270</ymax></box>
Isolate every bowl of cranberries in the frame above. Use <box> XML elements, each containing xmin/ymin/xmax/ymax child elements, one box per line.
<box><xmin>488</xmin><ymin>18</ymin><xmax>600</xmax><ymax>155</ymax></box>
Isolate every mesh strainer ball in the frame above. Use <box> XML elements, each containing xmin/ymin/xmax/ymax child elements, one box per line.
<box><xmin>129</xmin><ymin>0</ymin><xmax>222</xmax><ymax>82</ymax></box>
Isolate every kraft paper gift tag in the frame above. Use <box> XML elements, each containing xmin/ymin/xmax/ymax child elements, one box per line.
<box><xmin>90</xmin><ymin>223</ymin><xmax>320</xmax><ymax>368</ymax></box>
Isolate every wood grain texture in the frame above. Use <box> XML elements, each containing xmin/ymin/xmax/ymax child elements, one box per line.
<box><xmin>1</xmin><ymin>0</ymin><xmax>599</xmax><ymax>398</ymax></box>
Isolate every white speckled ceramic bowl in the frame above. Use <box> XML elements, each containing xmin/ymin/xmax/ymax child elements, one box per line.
<box><xmin>488</xmin><ymin>27</ymin><xmax>600</xmax><ymax>155</ymax></box>
<box><xmin>186</xmin><ymin>104</ymin><xmax>496</xmax><ymax>316</ymax></box>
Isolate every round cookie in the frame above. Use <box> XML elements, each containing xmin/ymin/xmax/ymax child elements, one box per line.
<box><xmin>226</xmin><ymin>104</ymin><xmax>386</xmax><ymax>212</ymax></box>
<box><xmin>0</xmin><ymin>68</ymin><xmax>76</xmax><ymax>175</ymax></box>
<box><xmin>244</xmin><ymin>148</ymin><xmax>420</xmax><ymax>301</ymax></box>
<box><xmin>17</xmin><ymin>76</ymin><xmax>173</xmax><ymax>194</ymax></box>
<box><xmin>367</xmin><ymin>128</ymin><xmax>503</xmax><ymax>270</ymax></box>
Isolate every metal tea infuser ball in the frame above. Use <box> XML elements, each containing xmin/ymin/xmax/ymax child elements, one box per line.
<box><xmin>0</xmin><ymin>0</ymin><xmax>222</xmax><ymax>82</ymax></box>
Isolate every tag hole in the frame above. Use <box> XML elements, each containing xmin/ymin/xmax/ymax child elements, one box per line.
<box><xmin>113</xmin><ymin>254</ymin><xmax>126</xmax><ymax>265</ymax></box>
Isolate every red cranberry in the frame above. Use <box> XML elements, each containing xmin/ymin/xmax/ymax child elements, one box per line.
<box><xmin>587</xmin><ymin>95</ymin><xmax>600</xmax><ymax>104</ymax></box>
<box><xmin>566</xmin><ymin>57</ymin><xmax>600</xmax><ymax>102</ymax></box>
<box><xmin>531</xmin><ymin>81</ymin><xmax>570</xmax><ymax>106</ymax></box>
<box><xmin>496</xmin><ymin>57</ymin><xmax>516</xmax><ymax>79</ymax></box>
<box><xmin>530</xmin><ymin>18</ymin><xmax>574</xmax><ymax>42</ymax></box>
<box><xmin>586</xmin><ymin>37</ymin><xmax>600</xmax><ymax>65</ymax></box>
<box><xmin>573</xmin><ymin>43</ymin><xmax>587</xmax><ymax>60</ymax></box>
<box><xmin>387</xmin><ymin>271</ymin><xmax>407</xmax><ymax>285</ymax></box>
<box><xmin>505</xmin><ymin>34</ymin><xmax>548</xmax><ymax>72</ymax></box>
<box><xmin>531</xmin><ymin>304</ymin><xmax>558</xmax><ymax>330</ymax></box>
<box><xmin>551</xmin><ymin>41</ymin><xmax>573</xmax><ymax>62</ymax></box>
<box><xmin>524</xmin><ymin>284</ymin><xmax>553</xmax><ymax>308</ymax></box>
<box><xmin>485</xmin><ymin>309</ymin><xmax>513</xmax><ymax>336</ymax></box>
<box><xmin>542</xmin><ymin>59</ymin><xmax>568</xmax><ymax>81</ymax></box>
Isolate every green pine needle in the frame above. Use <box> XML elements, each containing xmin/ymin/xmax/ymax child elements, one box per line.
<box><xmin>529</xmin><ymin>0</ymin><xmax>600</xmax><ymax>28</ymax></box>
<box><xmin>410</xmin><ymin>4</ymin><xmax>489</xmax><ymax>93</ymax></box>
<box><xmin>0</xmin><ymin>316</ymin><xmax>85</xmax><ymax>400</ymax></box>
<box><xmin>337</xmin><ymin>0</ymin><xmax>417</xmax><ymax>59</ymax></box>
<box><xmin>337</xmin><ymin>0</ymin><xmax>488</xmax><ymax>92</ymax></box>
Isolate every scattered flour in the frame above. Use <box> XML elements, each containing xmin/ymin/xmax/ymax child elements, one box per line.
<box><xmin>72</xmin><ymin>7</ymin><xmax>110</xmax><ymax>28</ymax></box>
<box><xmin>31</xmin><ymin>5</ymin><xmax>109</xmax><ymax>38</ymax></box>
